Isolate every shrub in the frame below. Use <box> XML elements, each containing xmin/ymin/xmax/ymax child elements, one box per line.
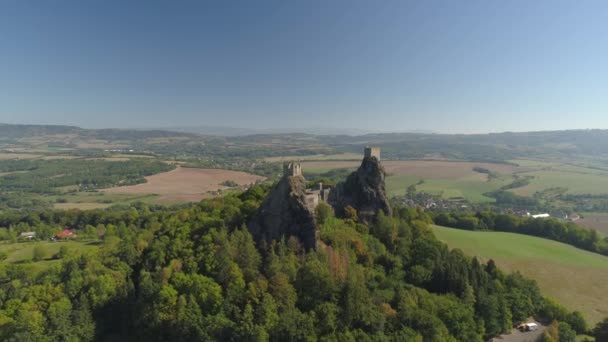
<box><xmin>32</xmin><ymin>245</ymin><xmax>48</xmax><ymax>262</ymax></box>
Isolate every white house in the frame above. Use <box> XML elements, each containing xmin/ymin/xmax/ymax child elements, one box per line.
<box><xmin>19</xmin><ymin>232</ymin><xmax>36</xmax><ymax>240</ymax></box>
<box><xmin>531</xmin><ymin>213</ymin><xmax>550</xmax><ymax>219</ymax></box>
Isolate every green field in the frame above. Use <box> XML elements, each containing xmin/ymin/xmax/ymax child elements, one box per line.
<box><xmin>49</xmin><ymin>191</ymin><xmax>159</xmax><ymax>209</ymax></box>
<box><xmin>512</xmin><ymin>170</ymin><xmax>608</xmax><ymax>196</ymax></box>
<box><xmin>507</xmin><ymin>160</ymin><xmax>608</xmax><ymax>197</ymax></box>
<box><xmin>386</xmin><ymin>174</ymin><xmax>511</xmax><ymax>202</ymax></box>
<box><xmin>432</xmin><ymin>225</ymin><xmax>608</xmax><ymax>325</ymax></box>
<box><xmin>0</xmin><ymin>240</ymin><xmax>100</xmax><ymax>273</ymax></box>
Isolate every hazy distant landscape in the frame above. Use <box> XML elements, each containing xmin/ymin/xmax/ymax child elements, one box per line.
<box><xmin>3</xmin><ymin>123</ymin><xmax>608</xmax><ymax>216</ymax></box>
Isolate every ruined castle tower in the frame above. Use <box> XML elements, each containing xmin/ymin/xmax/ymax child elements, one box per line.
<box><xmin>283</xmin><ymin>162</ymin><xmax>303</xmax><ymax>177</ymax></box>
<box><xmin>249</xmin><ymin>161</ymin><xmax>318</xmax><ymax>251</ymax></box>
<box><xmin>333</xmin><ymin>146</ymin><xmax>391</xmax><ymax>224</ymax></box>
<box><xmin>364</xmin><ymin>146</ymin><xmax>381</xmax><ymax>160</ymax></box>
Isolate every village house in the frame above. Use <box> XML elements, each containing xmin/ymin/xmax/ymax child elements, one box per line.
<box><xmin>54</xmin><ymin>229</ymin><xmax>77</xmax><ymax>240</ymax></box>
<box><xmin>19</xmin><ymin>232</ymin><xmax>36</xmax><ymax>240</ymax></box>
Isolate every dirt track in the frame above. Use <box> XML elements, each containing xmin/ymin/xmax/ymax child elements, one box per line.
<box><xmin>490</xmin><ymin>321</ymin><xmax>547</xmax><ymax>342</ymax></box>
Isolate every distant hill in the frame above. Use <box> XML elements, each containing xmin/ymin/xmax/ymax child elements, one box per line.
<box><xmin>0</xmin><ymin>123</ymin><xmax>199</xmax><ymax>140</ymax></box>
<box><xmin>155</xmin><ymin>124</ymin><xmax>389</xmax><ymax>136</ymax></box>
<box><xmin>2</xmin><ymin>123</ymin><xmax>608</xmax><ymax>166</ymax></box>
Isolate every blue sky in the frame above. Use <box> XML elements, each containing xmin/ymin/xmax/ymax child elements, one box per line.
<box><xmin>0</xmin><ymin>0</ymin><xmax>606</xmax><ymax>133</ymax></box>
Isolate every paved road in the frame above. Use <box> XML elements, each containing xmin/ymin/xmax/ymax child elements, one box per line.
<box><xmin>490</xmin><ymin>322</ymin><xmax>547</xmax><ymax>342</ymax></box>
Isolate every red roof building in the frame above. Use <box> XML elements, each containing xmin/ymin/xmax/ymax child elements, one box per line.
<box><xmin>56</xmin><ymin>229</ymin><xmax>77</xmax><ymax>239</ymax></box>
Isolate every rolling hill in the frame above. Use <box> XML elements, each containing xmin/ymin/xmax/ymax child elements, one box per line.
<box><xmin>432</xmin><ymin>225</ymin><xmax>608</xmax><ymax>325</ymax></box>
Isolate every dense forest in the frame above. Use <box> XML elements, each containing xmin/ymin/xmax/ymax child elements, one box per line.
<box><xmin>0</xmin><ymin>159</ymin><xmax>175</xmax><ymax>193</ymax></box>
<box><xmin>0</xmin><ymin>185</ymin><xmax>596</xmax><ymax>341</ymax></box>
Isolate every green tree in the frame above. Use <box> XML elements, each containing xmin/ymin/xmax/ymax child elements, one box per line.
<box><xmin>558</xmin><ymin>321</ymin><xmax>577</xmax><ymax>342</ymax></box>
<box><xmin>47</xmin><ymin>298</ymin><xmax>73</xmax><ymax>341</ymax></box>
<box><xmin>315</xmin><ymin>202</ymin><xmax>334</xmax><ymax>225</ymax></box>
<box><xmin>566</xmin><ymin>310</ymin><xmax>587</xmax><ymax>334</ymax></box>
<box><xmin>593</xmin><ymin>318</ymin><xmax>608</xmax><ymax>341</ymax></box>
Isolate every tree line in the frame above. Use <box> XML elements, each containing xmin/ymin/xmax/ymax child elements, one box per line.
<box><xmin>0</xmin><ymin>158</ymin><xmax>175</xmax><ymax>194</ymax></box>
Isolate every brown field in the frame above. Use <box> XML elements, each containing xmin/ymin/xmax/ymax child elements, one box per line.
<box><xmin>578</xmin><ymin>213</ymin><xmax>608</xmax><ymax>236</ymax></box>
<box><xmin>39</xmin><ymin>155</ymin><xmax>81</xmax><ymax>160</ymax></box>
<box><xmin>54</xmin><ymin>202</ymin><xmax>112</xmax><ymax>210</ymax></box>
<box><xmin>300</xmin><ymin>160</ymin><xmax>525</xmax><ymax>177</ymax></box>
<box><xmin>102</xmin><ymin>167</ymin><xmax>265</xmax><ymax>202</ymax></box>
<box><xmin>85</xmin><ymin>156</ymin><xmax>151</xmax><ymax>161</ymax></box>
<box><xmin>0</xmin><ymin>153</ymin><xmax>43</xmax><ymax>160</ymax></box>
<box><xmin>75</xmin><ymin>142</ymin><xmax>128</xmax><ymax>149</ymax></box>
<box><xmin>264</xmin><ymin>153</ymin><xmax>362</xmax><ymax>162</ymax></box>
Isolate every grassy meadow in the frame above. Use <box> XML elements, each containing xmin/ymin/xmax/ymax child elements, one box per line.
<box><xmin>507</xmin><ymin>159</ymin><xmax>608</xmax><ymax>196</ymax></box>
<box><xmin>385</xmin><ymin>174</ymin><xmax>511</xmax><ymax>202</ymax></box>
<box><xmin>432</xmin><ymin>225</ymin><xmax>608</xmax><ymax>325</ymax></box>
<box><xmin>0</xmin><ymin>240</ymin><xmax>100</xmax><ymax>273</ymax></box>
<box><xmin>511</xmin><ymin>169</ymin><xmax>608</xmax><ymax>196</ymax></box>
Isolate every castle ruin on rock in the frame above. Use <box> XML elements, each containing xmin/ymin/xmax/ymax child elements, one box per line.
<box><xmin>248</xmin><ymin>146</ymin><xmax>390</xmax><ymax>250</ymax></box>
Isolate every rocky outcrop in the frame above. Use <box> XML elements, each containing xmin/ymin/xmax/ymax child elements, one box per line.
<box><xmin>334</xmin><ymin>155</ymin><xmax>392</xmax><ymax>224</ymax></box>
<box><xmin>249</xmin><ymin>148</ymin><xmax>391</xmax><ymax>251</ymax></box>
<box><xmin>248</xmin><ymin>174</ymin><xmax>318</xmax><ymax>251</ymax></box>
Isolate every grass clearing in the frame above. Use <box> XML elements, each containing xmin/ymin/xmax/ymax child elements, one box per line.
<box><xmin>432</xmin><ymin>225</ymin><xmax>608</xmax><ymax>325</ymax></box>
<box><xmin>415</xmin><ymin>176</ymin><xmax>511</xmax><ymax>202</ymax></box>
<box><xmin>0</xmin><ymin>240</ymin><xmax>99</xmax><ymax>264</ymax></box>
<box><xmin>385</xmin><ymin>174</ymin><xmax>510</xmax><ymax>202</ymax></box>
<box><xmin>512</xmin><ymin>170</ymin><xmax>608</xmax><ymax>196</ymax></box>
<box><xmin>506</xmin><ymin>160</ymin><xmax>608</xmax><ymax>197</ymax></box>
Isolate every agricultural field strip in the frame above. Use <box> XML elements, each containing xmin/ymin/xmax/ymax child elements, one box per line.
<box><xmin>102</xmin><ymin>167</ymin><xmax>265</xmax><ymax>203</ymax></box>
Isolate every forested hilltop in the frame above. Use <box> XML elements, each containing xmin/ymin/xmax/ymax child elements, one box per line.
<box><xmin>0</xmin><ymin>185</ymin><xmax>592</xmax><ymax>341</ymax></box>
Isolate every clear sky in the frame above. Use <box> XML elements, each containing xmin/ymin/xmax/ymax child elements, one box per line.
<box><xmin>0</xmin><ymin>0</ymin><xmax>606</xmax><ymax>133</ymax></box>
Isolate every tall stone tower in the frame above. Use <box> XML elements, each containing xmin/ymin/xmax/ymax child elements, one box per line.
<box><xmin>364</xmin><ymin>146</ymin><xmax>381</xmax><ymax>160</ymax></box>
<box><xmin>283</xmin><ymin>162</ymin><xmax>303</xmax><ymax>177</ymax></box>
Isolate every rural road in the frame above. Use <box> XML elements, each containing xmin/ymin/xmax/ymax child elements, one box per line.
<box><xmin>490</xmin><ymin>322</ymin><xmax>547</xmax><ymax>342</ymax></box>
